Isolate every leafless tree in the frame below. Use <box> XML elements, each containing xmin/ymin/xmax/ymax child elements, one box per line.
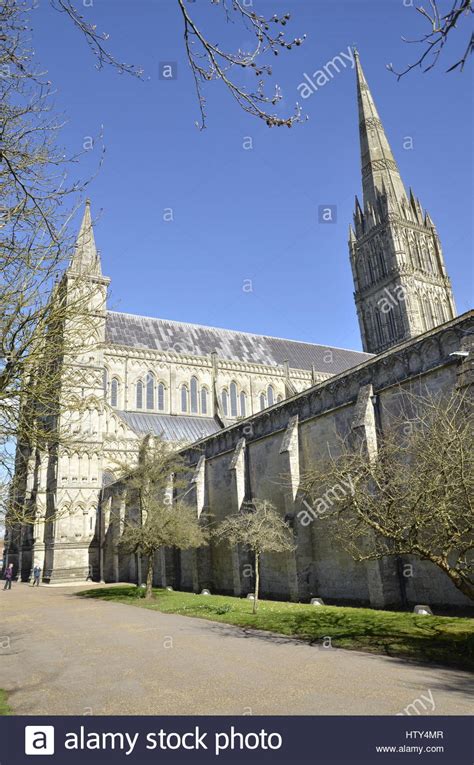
<box><xmin>1</xmin><ymin>1</ymin><xmax>103</xmax><ymax>532</ymax></box>
<box><xmin>301</xmin><ymin>388</ymin><xmax>474</xmax><ymax>600</ymax></box>
<box><xmin>213</xmin><ymin>499</ymin><xmax>295</xmax><ymax>612</ymax></box>
<box><xmin>116</xmin><ymin>436</ymin><xmax>207</xmax><ymax>599</ymax></box>
<box><xmin>389</xmin><ymin>0</ymin><xmax>473</xmax><ymax>77</ymax></box>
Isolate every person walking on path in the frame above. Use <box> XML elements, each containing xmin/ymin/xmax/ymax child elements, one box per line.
<box><xmin>3</xmin><ymin>563</ymin><xmax>14</xmax><ymax>591</ymax></box>
<box><xmin>33</xmin><ymin>565</ymin><xmax>41</xmax><ymax>587</ymax></box>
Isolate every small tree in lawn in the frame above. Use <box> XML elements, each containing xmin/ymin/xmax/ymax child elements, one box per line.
<box><xmin>213</xmin><ymin>499</ymin><xmax>295</xmax><ymax>613</ymax></box>
<box><xmin>117</xmin><ymin>435</ymin><xmax>207</xmax><ymax>599</ymax></box>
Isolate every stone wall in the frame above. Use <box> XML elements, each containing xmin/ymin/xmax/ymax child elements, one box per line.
<box><xmin>101</xmin><ymin>311</ymin><xmax>473</xmax><ymax>609</ymax></box>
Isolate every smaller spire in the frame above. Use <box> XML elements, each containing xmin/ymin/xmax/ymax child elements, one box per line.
<box><xmin>354</xmin><ymin>194</ymin><xmax>363</xmax><ymax>218</ymax></box>
<box><xmin>424</xmin><ymin>210</ymin><xmax>433</xmax><ymax>226</ymax></box>
<box><xmin>353</xmin><ymin>194</ymin><xmax>364</xmax><ymax>235</ymax></box>
<box><xmin>408</xmin><ymin>188</ymin><xmax>424</xmax><ymax>224</ymax></box>
<box><xmin>69</xmin><ymin>199</ymin><xmax>102</xmax><ymax>275</ymax></box>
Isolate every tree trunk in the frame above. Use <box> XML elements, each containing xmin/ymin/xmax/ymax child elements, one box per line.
<box><xmin>434</xmin><ymin>558</ymin><xmax>474</xmax><ymax>601</ymax></box>
<box><xmin>145</xmin><ymin>554</ymin><xmax>154</xmax><ymax>600</ymax></box>
<box><xmin>253</xmin><ymin>552</ymin><xmax>259</xmax><ymax>614</ymax></box>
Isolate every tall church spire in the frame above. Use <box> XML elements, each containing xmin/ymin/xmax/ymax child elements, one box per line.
<box><xmin>354</xmin><ymin>49</ymin><xmax>406</xmax><ymax>210</ymax></box>
<box><xmin>69</xmin><ymin>199</ymin><xmax>102</xmax><ymax>275</ymax></box>
<box><xmin>349</xmin><ymin>52</ymin><xmax>456</xmax><ymax>355</ymax></box>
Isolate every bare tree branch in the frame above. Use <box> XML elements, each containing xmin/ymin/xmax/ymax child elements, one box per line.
<box><xmin>0</xmin><ymin>1</ymin><xmax>105</xmax><ymax>542</ymax></box>
<box><xmin>51</xmin><ymin>0</ymin><xmax>143</xmax><ymax>77</ymax></box>
<box><xmin>113</xmin><ymin>435</ymin><xmax>207</xmax><ymax>599</ymax></box>
<box><xmin>389</xmin><ymin>0</ymin><xmax>473</xmax><ymax>77</ymax></box>
<box><xmin>50</xmin><ymin>0</ymin><xmax>306</xmax><ymax>129</ymax></box>
<box><xmin>176</xmin><ymin>0</ymin><xmax>305</xmax><ymax>129</ymax></box>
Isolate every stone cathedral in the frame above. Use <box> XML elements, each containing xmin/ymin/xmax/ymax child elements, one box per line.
<box><xmin>6</xmin><ymin>54</ymin><xmax>471</xmax><ymax>607</ymax></box>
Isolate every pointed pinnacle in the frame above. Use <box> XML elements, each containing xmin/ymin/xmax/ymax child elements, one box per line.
<box><xmin>70</xmin><ymin>199</ymin><xmax>101</xmax><ymax>274</ymax></box>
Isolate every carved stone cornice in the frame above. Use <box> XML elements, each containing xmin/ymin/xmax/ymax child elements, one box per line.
<box><xmin>362</xmin><ymin>158</ymin><xmax>399</xmax><ymax>178</ymax></box>
<box><xmin>355</xmin><ymin>214</ymin><xmax>435</xmax><ymax>245</ymax></box>
<box><xmin>104</xmin><ymin>344</ymin><xmax>318</xmax><ymax>380</ymax></box>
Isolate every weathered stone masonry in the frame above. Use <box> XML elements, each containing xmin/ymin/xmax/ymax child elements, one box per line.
<box><xmin>98</xmin><ymin>312</ymin><xmax>473</xmax><ymax>607</ymax></box>
<box><xmin>162</xmin><ymin>312</ymin><xmax>472</xmax><ymax>609</ymax></box>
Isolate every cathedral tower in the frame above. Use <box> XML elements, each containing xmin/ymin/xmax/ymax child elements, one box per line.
<box><xmin>349</xmin><ymin>51</ymin><xmax>456</xmax><ymax>355</ymax></box>
<box><xmin>43</xmin><ymin>201</ymin><xmax>110</xmax><ymax>581</ymax></box>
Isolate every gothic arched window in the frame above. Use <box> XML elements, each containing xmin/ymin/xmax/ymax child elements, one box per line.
<box><xmin>222</xmin><ymin>389</ymin><xmax>229</xmax><ymax>416</ymax></box>
<box><xmin>363</xmin><ymin>260</ymin><xmax>371</xmax><ymax>288</ymax></box>
<box><xmin>417</xmin><ymin>244</ymin><xmax>424</xmax><ymax>271</ymax></box>
<box><xmin>387</xmin><ymin>307</ymin><xmax>397</xmax><ymax>341</ymax></box>
<box><xmin>259</xmin><ymin>393</ymin><xmax>266</xmax><ymax>411</ymax></box>
<box><xmin>190</xmin><ymin>376</ymin><xmax>198</xmax><ymax>413</ymax></box>
<box><xmin>267</xmin><ymin>385</ymin><xmax>275</xmax><ymax>406</ymax></box>
<box><xmin>417</xmin><ymin>296</ymin><xmax>426</xmax><ymax>330</ymax></box>
<box><xmin>181</xmin><ymin>385</ymin><xmax>189</xmax><ymax>413</ymax></box>
<box><xmin>146</xmin><ymin>371</ymin><xmax>155</xmax><ymax>410</ymax></box>
<box><xmin>423</xmin><ymin>297</ymin><xmax>434</xmax><ymax>329</ymax></box>
<box><xmin>103</xmin><ymin>369</ymin><xmax>108</xmax><ymax>394</ymax></box>
<box><xmin>230</xmin><ymin>382</ymin><xmax>238</xmax><ymax>417</ymax></box>
<box><xmin>277</xmin><ymin>394</ymin><xmax>283</xmax><ymax>403</ymax></box>
<box><xmin>377</xmin><ymin>250</ymin><xmax>386</xmax><ymax>277</ymax></box>
<box><xmin>425</xmin><ymin>248</ymin><xmax>435</xmax><ymax>273</ymax></box>
<box><xmin>374</xmin><ymin>308</ymin><xmax>384</xmax><ymax>346</ymax></box>
<box><xmin>367</xmin><ymin>256</ymin><xmax>375</xmax><ymax>284</ymax></box>
<box><xmin>158</xmin><ymin>383</ymin><xmax>165</xmax><ymax>411</ymax></box>
<box><xmin>364</xmin><ymin>310</ymin><xmax>373</xmax><ymax>341</ymax></box>
<box><xmin>201</xmin><ymin>387</ymin><xmax>208</xmax><ymax>415</ymax></box>
<box><xmin>136</xmin><ymin>380</ymin><xmax>143</xmax><ymax>409</ymax></box>
<box><xmin>110</xmin><ymin>378</ymin><xmax>119</xmax><ymax>408</ymax></box>
<box><xmin>240</xmin><ymin>391</ymin><xmax>247</xmax><ymax>417</ymax></box>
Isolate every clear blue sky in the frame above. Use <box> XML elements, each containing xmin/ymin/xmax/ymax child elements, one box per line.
<box><xmin>33</xmin><ymin>0</ymin><xmax>473</xmax><ymax>351</ymax></box>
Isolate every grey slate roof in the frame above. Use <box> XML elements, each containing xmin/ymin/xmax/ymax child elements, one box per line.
<box><xmin>116</xmin><ymin>411</ymin><xmax>221</xmax><ymax>442</ymax></box>
<box><xmin>106</xmin><ymin>311</ymin><xmax>372</xmax><ymax>374</ymax></box>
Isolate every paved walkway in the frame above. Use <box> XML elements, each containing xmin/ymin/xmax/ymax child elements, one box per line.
<box><xmin>0</xmin><ymin>583</ymin><xmax>472</xmax><ymax>716</ymax></box>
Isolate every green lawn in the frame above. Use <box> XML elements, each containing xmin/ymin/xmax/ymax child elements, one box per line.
<box><xmin>78</xmin><ymin>586</ymin><xmax>474</xmax><ymax>671</ymax></box>
<box><xmin>0</xmin><ymin>689</ymin><xmax>11</xmax><ymax>716</ymax></box>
